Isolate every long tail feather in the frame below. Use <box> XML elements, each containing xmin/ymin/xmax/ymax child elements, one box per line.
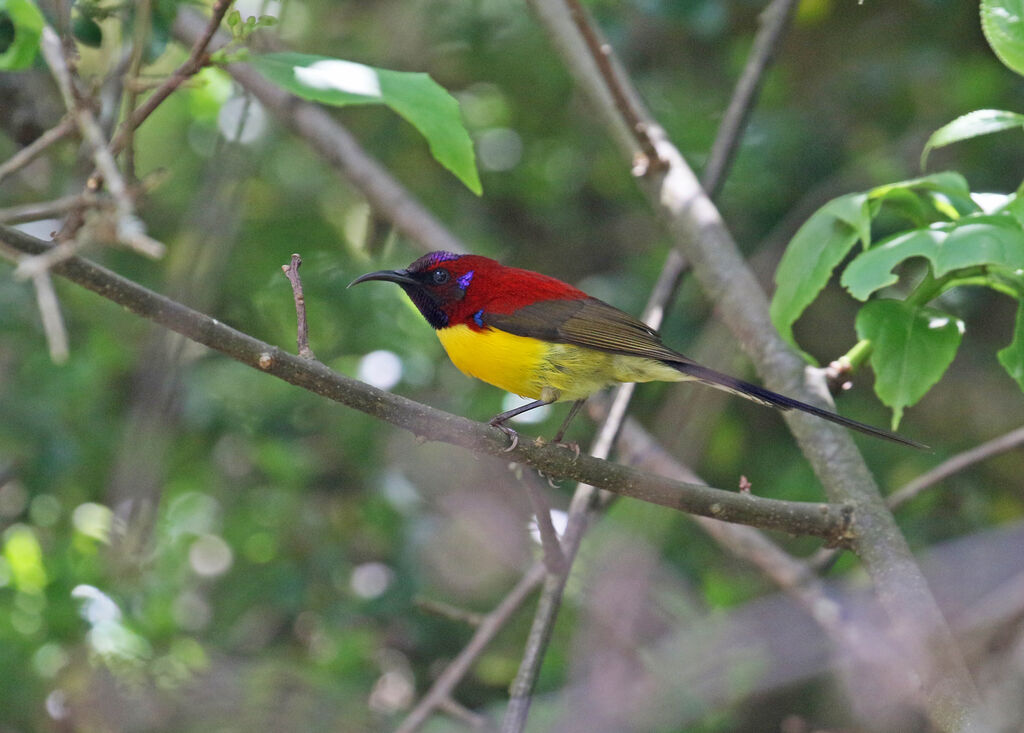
<box><xmin>676</xmin><ymin>363</ymin><xmax>929</xmax><ymax>450</ymax></box>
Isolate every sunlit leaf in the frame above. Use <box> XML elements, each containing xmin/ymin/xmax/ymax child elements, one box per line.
<box><xmin>0</xmin><ymin>0</ymin><xmax>44</xmax><ymax>70</ymax></box>
<box><xmin>855</xmin><ymin>300</ymin><xmax>964</xmax><ymax>429</ymax></box>
<box><xmin>998</xmin><ymin>299</ymin><xmax>1024</xmax><ymax>391</ymax></box>
<box><xmin>921</xmin><ymin>109</ymin><xmax>1024</xmax><ymax>168</ymax></box>
<box><xmin>982</xmin><ymin>0</ymin><xmax>1024</xmax><ymax>77</ymax></box>
<box><xmin>770</xmin><ymin>193</ymin><xmax>870</xmax><ymax>360</ymax></box>
<box><xmin>841</xmin><ymin>214</ymin><xmax>1024</xmax><ymax>300</ymax></box>
<box><xmin>3</xmin><ymin>524</ymin><xmax>47</xmax><ymax>592</ymax></box>
<box><xmin>248</xmin><ymin>52</ymin><xmax>482</xmax><ymax>195</ymax></box>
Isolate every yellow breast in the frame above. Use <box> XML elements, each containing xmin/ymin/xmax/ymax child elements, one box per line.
<box><xmin>436</xmin><ymin>324</ymin><xmax>550</xmax><ymax>399</ymax></box>
<box><xmin>435</xmin><ymin>324</ymin><xmax>687</xmax><ymax>403</ymax></box>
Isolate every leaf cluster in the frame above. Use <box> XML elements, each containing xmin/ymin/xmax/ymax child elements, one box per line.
<box><xmin>770</xmin><ymin>0</ymin><xmax>1024</xmax><ymax>428</ymax></box>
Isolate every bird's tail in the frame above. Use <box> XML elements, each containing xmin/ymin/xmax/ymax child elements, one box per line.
<box><xmin>675</xmin><ymin>362</ymin><xmax>928</xmax><ymax>450</ymax></box>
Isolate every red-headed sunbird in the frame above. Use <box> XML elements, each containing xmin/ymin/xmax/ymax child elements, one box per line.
<box><xmin>350</xmin><ymin>251</ymin><xmax>925</xmax><ymax>450</ymax></box>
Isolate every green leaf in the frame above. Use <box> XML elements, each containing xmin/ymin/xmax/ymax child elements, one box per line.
<box><xmin>982</xmin><ymin>0</ymin><xmax>1024</xmax><ymax>77</ymax></box>
<box><xmin>0</xmin><ymin>0</ymin><xmax>44</xmax><ymax>70</ymax></box>
<box><xmin>841</xmin><ymin>213</ymin><xmax>1024</xmax><ymax>300</ymax></box>
<box><xmin>769</xmin><ymin>192</ymin><xmax>870</xmax><ymax>359</ymax></box>
<box><xmin>997</xmin><ymin>299</ymin><xmax>1024</xmax><ymax>391</ymax></box>
<box><xmin>855</xmin><ymin>300</ymin><xmax>964</xmax><ymax>429</ymax></box>
<box><xmin>921</xmin><ymin>109</ymin><xmax>1024</xmax><ymax>169</ymax></box>
<box><xmin>869</xmin><ymin>171</ymin><xmax>977</xmax><ymax>221</ymax></box>
<box><xmin>248</xmin><ymin>52</ymin><xmax>482</xmax><ymax>195</ymax></box>
<box><xmin>868</xmin><ymin>171</ymin><xmax>972</xmax><ymax>202</ymax></box>
<box><xmin>71</xmin><ymin>11</ymin><xmax>103</xmax><ymax>48</ymax></box>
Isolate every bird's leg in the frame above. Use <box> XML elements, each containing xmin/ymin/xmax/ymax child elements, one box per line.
<box><xmin>552</xmin><ymin>397</ymin><xmax>585</xmax><ymax>444</ymax></box>
<box><xmin>488</xmin><ymin>398</ymin><xmax>555</xmax><ymax>452</ymax></box>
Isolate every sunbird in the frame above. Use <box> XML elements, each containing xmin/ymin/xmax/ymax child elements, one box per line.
<box><xmin>350</xmin><ymin>251</ymin><xmax>925</xmax><ymax>450</ymax></box>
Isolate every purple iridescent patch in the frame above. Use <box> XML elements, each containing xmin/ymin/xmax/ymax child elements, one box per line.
<box><xmin>409</xmin><ymin>251</ymin><xmax>461</xmax><ymax>272</ymax></box>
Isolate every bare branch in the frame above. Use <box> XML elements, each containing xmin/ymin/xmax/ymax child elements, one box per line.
<box><xmin>38</xmin><ymin>26</ymin><xmax>165</xmax><ymax>260</ymax></box>
<box><xmin>0</xmin><ymin>223</ymin><xmax>857</xmax><ymax>542</ymax></box>
<box><xmin>395</xmin><ymin>563</ymin><xmax>545</xmax><ymax>733</ymax></box>
<box><xmin>702</xmin><ymin>0</ymin><xmax>799</xmax><ymax>197</ymax></box>
<box><xmin>412</xmin><ymin>597</ymin><xmax>485</xmax><ymax>627</ymax></box>
<box><xmin>30</xmin><ymin>269</ymin><xmax>69</xmax><ymax>364</ymax></box>
<box><xmin>561</xmin><ymin>0</ymin><xmax>664</xmax><ymax>175</ymax></box>
<box><xmin>522</xmin><ymin>1</ymin><xmax>982</xmax><ymax>730</ymax></box>
<box><xmin>887</xmin><ymin>426</ymin><xmax>1024</xmax><ymax>510</ymax></box>
<box><xmin>811</xmin><ymin>424</ymin><xmax>1024</xmax><ymax>572</ymax></box>
<box><xmin>501</xmin><ymin>2</ymin><xmax>803</xmax><ymax>727</ymax></box>
<box><xmin>0</xmin><ymin>115</ymin><xmax>76</xmax><ymax>186</ymax></box>
<box><xmin>0</xmin><ymin>193</ymin><xmax>102</xmax><ymax>226</ymax></box>
<box><xmin>108</xmin><ymin>0</ymin><xmax>236</xmax><ymax>157</ymax></box>
<box><xmin>281</xmin><ymin>253</ymin><xmax>315</xmax><ymax>359</ymax></box>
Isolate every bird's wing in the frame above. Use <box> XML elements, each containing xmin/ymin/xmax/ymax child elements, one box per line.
<box><xmin>481</xmin><ymin>297</ymin><xmax>691</xmax><ymax>364</ymax></box>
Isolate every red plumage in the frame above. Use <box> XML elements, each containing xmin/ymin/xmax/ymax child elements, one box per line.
<box><xmin>407</xmin><ymin>253</ymin><xmax>589</xmax><ymax>329</ymax></box>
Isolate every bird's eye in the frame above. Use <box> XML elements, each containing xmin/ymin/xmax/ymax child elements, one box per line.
<box><xmin>431</xmin><ymin>269</ymin><xmax>450</xmax><ymax>285</ymax></box>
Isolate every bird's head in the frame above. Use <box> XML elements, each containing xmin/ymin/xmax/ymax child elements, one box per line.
<box><xmin>349</xmin><ymin>251</ymin><xmax>493</xmax><ymax>329</ymax></box>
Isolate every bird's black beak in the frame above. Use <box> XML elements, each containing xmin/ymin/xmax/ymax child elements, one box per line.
<box><xmin>348</xmin><ymin>269</ymin><xmax>418</xmax><ymax>288</ymax></box>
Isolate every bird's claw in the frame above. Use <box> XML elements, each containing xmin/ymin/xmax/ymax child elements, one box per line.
<box><xmin>490</xmin><ymin>420</ymin><xmax>519</xmax><ymax>452</ymax></box>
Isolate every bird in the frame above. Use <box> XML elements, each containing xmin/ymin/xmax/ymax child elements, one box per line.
<box><xmin>349</xmin><ymin>251</ymin><xmax>926</xmax><ymax>450</ymax></box>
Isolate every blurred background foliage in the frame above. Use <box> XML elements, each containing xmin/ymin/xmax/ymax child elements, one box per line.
<box><xmin>1</xmin><ymin>0</ymin><xmax>1023</xmax><ymax>730</ymax></box>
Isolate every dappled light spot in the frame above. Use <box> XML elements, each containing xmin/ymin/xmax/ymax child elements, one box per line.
<box><xmin>358</xmin><ymin>349</ymin><xmax>403</xmax><ymax>390</ymax></box>
<box><xmin>71</xmin><ymin>502</ymin><xmax>112</xmax><ymax>543</ymax></box>
<box><xmin>350</xmin><ymin>561</ymin><xmax>393</xmax><ymax>599</ymax></box>
<box><xmin>188</xmin><ymin>534</ymin><xmax>234</xmax><ymax>577</ymax></box>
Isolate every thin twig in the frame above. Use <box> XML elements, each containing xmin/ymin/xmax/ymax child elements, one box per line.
<box><xmin>30</xmin><ymin>269</ymin><xmax>69</xmax><ymax>364</ymax></box>
<box><xmin>413</xmin><ymin>597</ymin><xmax>485</xmax><ymax>627</ymax></box>
<box><xmin>887</xmin><ymin>426</ymin><xmax>1024</xmax><ymax>510</ymax></box>
<box><xmin>701</xmin><ymin>0</ymin><xmax>798</xmax><ymax>198</ymax></box>
<box><xmin>811</xmin><ymin>424</ymin><xmax>1024</xmax><ymax>572</ymax></box>
<box><xmin>0</xmin><ymin>193</ymin><xmax>103</xmax><ymax>225</ymax></box>
<box><xmin>437</xmin><ymin>696</ymin><xmax>490</xmax><ymax>729</ymax></box>
<box><xmin>38</xmin><ymin>26</ymin><xmax>165</xmax><ymax>260</ymax></box>
<box><xmin>521</xmin><ymin>473</ymin><xmax>566</xmax><ymax>575</ymax></box>
<box><xmin>0</xmin><ymin>115</ymin><xmax>77</xmax><ymax>186</ymax></box>
<box><xmin>120</xmin><ymin>0</ymin><xmax>152</xmax><ymax>181</ymax></box>
<box><xmin>561</xmin><ymin>0</ymin><xmax>665</xmax><ymax>175</ymax></box>
<box><xmin>15</xmin><ymin>238</ymin><xmax>89</xmax><ymax>280</ymax></box>
<box><xmin>108</xmin><ymin>0</ymin><xmax>236</xmax><ymax>157</ymax></box>
<box><xmin>395</xmin><ymin>563</ymin><xmax>546</xmax><ymax>733</ymax></box>
<box><xmin>281</xmin><ymin>253</ymin><xmax>315</xmax><ymax>359</ymax></box>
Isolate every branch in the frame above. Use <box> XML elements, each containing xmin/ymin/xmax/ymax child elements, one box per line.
<box><xmin>0</xmin><ymin>115</ymin><xmax>76</xmax><ymax>186</ymax></box>
<box><xmin>811</xmin><ymin>424</ymin><xmax>1024</xmax><ymax>572</ymax></box>
<box><xmin>37</xmin><ymin>26</ymin><xmax>165</xmax><ymax>260</ymax></box>
<box><xmin>281</xmin><ymin>253</ymin><xmax>315</xmax><ymax>359</ymax></box>
<box><xmin>701</xmin><ymin>0</ymin><xmax>798</xmax><ymax>198</ymax></box>
<box><xmin>0</xmin><ymin>223</ymin><xmax>855</xmax><ymax>542</ymax></box>
<box><xmin>108</xmin><ymin>0</ymin><xmax>236</xmax><ymax>157</ymax></box>
<box><xmin>0</xmin><ymin>193</ymin><xmax>102</xmax><ymax>226</ymax></box>
<box><xmin>522</xmin><ymin>2</ymin><xmax>982</xmax><ymax>731</ymax></box>
<box><xmin>561</xmin><ymin>0</ymin><xmax>664</xmax><ymax>174</ymax></box>
<box><xmin>887</xmin><ymin>425</ymin><xmax>1024</xmax><ymax>510</ymax></box>
<box><xmin>395</xmin><ymin>563</ymin><xmax>545</xmax><ymax>733</ymax></box>
<box><xmin>30</xmin><ymin>268</ymin><xmax>69</xmax><ymax>364</ymax></box>
<box><xmin>171</xmin><ymin>9</ymin><xmax>469</xmax><ymax>257</ymax></box>
<box><xmin>501</xmin><ymin>2</ymin><xmax>801</xmax><ymax>727</ymax></box>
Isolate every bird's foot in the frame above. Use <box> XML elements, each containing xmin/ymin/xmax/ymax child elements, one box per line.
<box><xmin>489</xmin><ymin>418</ymin><xmax>520</xmax><ymax>452</ymax></box>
